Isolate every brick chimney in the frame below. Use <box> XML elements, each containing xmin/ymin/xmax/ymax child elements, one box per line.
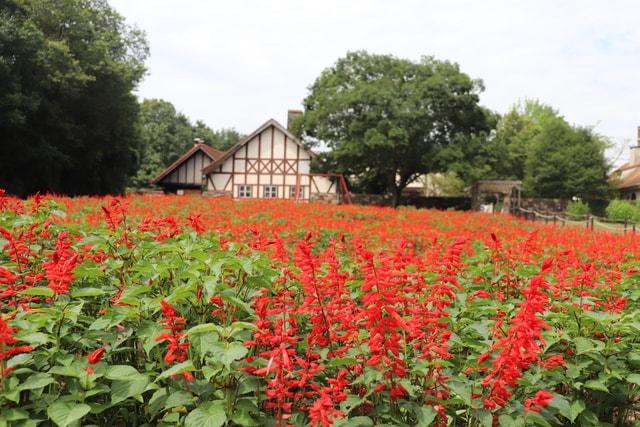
<box><xmin>631</xmin><ymin>127</ymin><xmax>640</xmax><ymax>165</ymax></box>
<box><xmin>287</xmin><ymin>109</ymin><xmax>303</xmax><ymax>132</ymax></box>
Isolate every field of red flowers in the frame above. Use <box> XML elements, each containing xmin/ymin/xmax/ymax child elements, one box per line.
<box><xmin>1</xmin><ymin>191</ymin><xmax>640</xmax><ymax>427</ymax></box>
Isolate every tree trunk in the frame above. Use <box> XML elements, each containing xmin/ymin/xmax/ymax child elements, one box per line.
<box><xmin>391</xmin><ymin>185</ymin><xmax>403</xmax><ymax>208</ymax></box>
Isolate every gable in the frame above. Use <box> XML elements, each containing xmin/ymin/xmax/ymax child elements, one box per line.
<box><xmin>202</xmin><ymin>119</ymin><xmax>313</xmax><ymax>175</ymax></box>
<box><xmin>152</xmin><ymin>144</ymin><xmax>222</xmax><ymax>186</ymax></box>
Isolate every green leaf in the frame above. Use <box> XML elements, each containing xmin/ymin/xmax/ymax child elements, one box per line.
<box><xmin>164</xmin><ymin>390</ymin><xmax>194</xmax><ymax>410</ymax></box>
<box><xmin>569</xmin><ymin>399</ymin><xmax>586</xmax><ymax>423</ymax></box>
<box><xmin>474</xmin><ymin>410</ymin><xmax>493</xmax><ymax>427</ymax></box>
<box><xmin>156</xmin><ymin>360</ymin><xmax>194</xmax><ymax>381</ymax></box>
<box><xmin>327</xmin><ymin>357</ymin><xmax>357</xmax><ymax>367</ymax></box>
<box><xmin>71</xmin><ymin>288</ymin><xmax>105</xmax><ymax>298</ymax></box>
<box><xmin>578</xmin><ymin>409</ymin><xmax>600</xmax><ymax>426</ymax></box>
<box><xmin>574</xmin><ymin>337</ymin><xmax>603</xmax><ymax>355</ymax></box>
<box><xmin>627</xmin><ymin>374</ymin><xmax>640</xmax><ymax>385</ymax></box>
<box><xmin>187</xmin><ymin>323</ymin><xmax>221</xmax><ymax>336</ymax></box>
<box><xmin>415</xmin><ymin>405</ymin><xmax>437</xmax><ymax>426</ymax></box>
<box><xmin>105</xmin><ymin>365</ymin><xmax>143</xmax><ymax>380</ymax></box>
<box><xmin>549</xmin><ymin>395</ymin><xmax>570</xmax><ymax>419</ymax></box>
<box><xmin>212</xmin><ymin>341</ymin><xmax>248</xmax><ymax>370</ymax></box>
<box><xmin>20</xmin><ymin>287</ymin><xmax>54</xmax><ymax>297</ymax></box>
<box><xmin>148</xmin><ymin>388</ymin><xmax>168</xmax><ymax>419</ymax></box>
<box><xmin>19</xmin><ymin>373</ymin><xmax>55</xmax><ymax>390</ymax></box>
<box><xmin>525</xmin><ymin>411</ymin><xmax>552</xmax><ymax>427</ymax></box>
<box><xmin>184</xmin><ymin>400</ymin><xmax>227</xmax><ymax>427</ymax></box>
<box><xmin>498</xmin><ymin>415</ymin><xmax>517</xmax><ymax>427</ymax></box>
<box><xmin>111</xmin><ymin>376</ymin><xmax>149</xmax><ymax>404</ymax></box>
<box><xmin>1</xmin><ymin>408</ymin><xmax>29</xmax><ymax>423</ymax></box>
<box><xmin>230</xmin><ymin>410</ymin><xmax>260</xmax><ymax>427</ymax></box>
<box><xmin>584</xmin><ymin>379</ymin><xmax>608</xmax><ymax>392</ymax></box>
<box><xmin>335</xmin><ymin>416</ymin><xmax>374</xmax><ymax>427</ymax></box>
<box><xmin>230</xmin><ymin>399</ymin><xmax>260</xmax><ymax>426</ymax></box>
<box><xmin>17</xmin><ymin>332</ymin><xmax>49</xmax><ymax>346</ymax></box>
<box><xmin>167</xmin><ymin>282</ymin><xmax>196</xmax><ymax>303</ymax></box>
<box><xmin>448</xmin><ymin>379</ymin><xmax>472</xmax><ymax>406</ymax></box>
<box><xmin>139</xmin><ymin>321</ymin><xmax>164</xmax><ymax>355</ymax></box>
<box><xmin>47</xmin><ymin>401</ymin><xmax>91</xmax><ymax>427</ymax></box>
<box><xmin>220</xmin><ymin>292</ymin><xmax>253</xmax><ymax>316</ymax></box>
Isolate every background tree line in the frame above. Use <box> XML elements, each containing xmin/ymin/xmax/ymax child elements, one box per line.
<box><xmin>0</xmin><ymin>0</ymin><xmax>240</xmax><ymax>197</ymax></box>
<box><xmin>1</xmin><ymin>1</ymin><xmax>613</xmax><ymax>202</ymax></box>
<box><xmin>131</xmin><ymin>99</ymin><xmax>240</xmax><ymax>189</ymax></box>
<box><xmin>296</xmin><ymin>52</ymin><xmax>613</xmax><ymax>205</ymax></box>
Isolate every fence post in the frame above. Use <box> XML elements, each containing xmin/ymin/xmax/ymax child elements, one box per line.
<box><xmin>634</xmin><ymin>223</ymin><xmax>636</xmax><ymax>235</ymax></box>
<box><xmin>590</xmin><ymin>217</ymin><xmax>594</xmax><ymax>231</ymax></box>
<box><xmin>586</xmin><ymin>215</ymin><xmax>590</xmax><ymax>230</ymax></box>
<box><xmin>624</xmin><ymin>219</ymin><xmax>628</xmax><ymax>234</ymax></box>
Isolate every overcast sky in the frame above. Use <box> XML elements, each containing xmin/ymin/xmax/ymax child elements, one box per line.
<box><xmin>110</xmin><ymin>0</ymin><xmax>639</xmax><ymax>165</ymax></box>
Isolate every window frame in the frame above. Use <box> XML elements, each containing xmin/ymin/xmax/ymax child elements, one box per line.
<box><xmin>289</xmin><ymin>185</ymin><xmax>304</xmax><ymax>199</ymax></box>
<box><xmin>238</xmin><ymin>185</ymin><xmax>252</xmax><ymax>198</ymax></box>
<box><xmin>263</xmin><ymin>185</ymin><xmax>278</xmax><ymax>198</ymax></box>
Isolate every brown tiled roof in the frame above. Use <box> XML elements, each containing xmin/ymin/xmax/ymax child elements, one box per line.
<box><xmin>201</xmin><ymin>119</ymin><xmax>315</xmax><ymax>175</ymax></box>
<box><xmin>151</xmin><ymin>144</ymin><xmax>224</xmax><ymax>185</ymax></box>
<box><xmin>618</xmin><ymin>168</ymin><xmax>640</xmax><ymax>190</ymax></box>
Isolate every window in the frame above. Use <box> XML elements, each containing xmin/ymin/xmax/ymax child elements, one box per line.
<box><xmin>238</xmin><ymin>185</ymin><xmax>252</xmax><ymax>198</ymax></box>
<box><xmin>289</xmin><ymin>185</ymin><xmax>304</xmax><ymax>199</ymax></box>
<box><xmin>263</xmin><ymin>185</ymin><xmax>278</xmax><ymax>198</ymax></box>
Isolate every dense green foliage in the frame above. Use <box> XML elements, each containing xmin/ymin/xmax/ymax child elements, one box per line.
<box><xmin>605</xmin><ymin>199</ymin><xmax>640</xmax><ymax>222</ymax></box>
<box><xmin>297</xmin><ymin>51</ymin><xmax>491</xmax><ymax>205</ymax></box>
<box><xmin>476</xmin><ymin>101</ymin><xmax>612</xmax><ymax>199</ymax></box>
<box><xmin>565</xmin><ymin>200</ymin><xmax>590</xmax><ymax>219</ymax></box>
<box><xmin>3</xmin><ymin>194</ymin><xmax>640</xmax><ymax>426</ymax></box>
<box><xmin>0</xmin><ymin>0</ymin><xmax>148</xmax><ymax>196</ymax></box>
<box><xmin>130</xmin><ymin>99</ymin><xmax>241</xmax><ymax>189</ymax></box>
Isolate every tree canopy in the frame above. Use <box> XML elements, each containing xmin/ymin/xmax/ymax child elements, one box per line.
<box><xmin>131</xmin><ymin>99</ymin><xmax>242</xmax><ymax>189</ymax></box>
<box><xmin>0</xmin><ymin>0</ymin><xmax>148</xmax><ymax>196</ymax></box>
<box><xmin>479</xmin><ymin>100</ymin><xmax>612</xmax><ymax>199</ymax></box>
<box><xmin>296</xmin><ymin>51</ymin><xmax>491</xmax><ymax>205</ymax></box>
<box><xmin>523</xmin><ymin>112</ymin><xmax>612</xmax><ymax>199</ymax></box>
<box><xmin>438</xmin><ymin>100</ymin><xmax>611</xmax><ymax>199</ymax></box>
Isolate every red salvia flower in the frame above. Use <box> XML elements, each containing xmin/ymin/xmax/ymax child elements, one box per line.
<box><xmin>155</xmin><ymin>300</ymin><xmax>189</xmax><ymax>364</ymax></box>
<box><xmin>87</xmin><ymin>347</ymin><xmax>105</xmax><ymax>364</ymax></box>
<box><xmin>524</xmin><ymin>390</ymin><xmax>554</xmax><ymax>413</ymax></box>
<box><xmin>42</xmin><ymin>232</ymin><xmax>78</xmax><ymax>295</ymax></box>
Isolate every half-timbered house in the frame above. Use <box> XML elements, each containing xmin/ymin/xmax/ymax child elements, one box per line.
<box><xmin>201</xmin><ymin>118</ymin><xmax>347</xmax><ymax>202</ymax></box>
<box><xmin>151</xmin><ymin>141</ymin><xmax>223</xmax><ymax>195</ymax></box>
<box><xmin>611</xmin><ymin>127</ymin><xmax>640</xmax><ymax>200</ymax></box>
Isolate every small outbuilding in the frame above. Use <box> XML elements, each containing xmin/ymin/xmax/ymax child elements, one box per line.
<box><xmin>151</xmin><ymin>140</ymin><xmax>223</xmax><ymax>195</ymax></box>
<box><xmin>471</xmin><ymin>180</ymin><xmax>522</xmax><ymax>213</ymax></box>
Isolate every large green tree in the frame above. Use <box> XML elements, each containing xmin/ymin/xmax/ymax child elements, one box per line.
<box><xmin>192</xmin><ymin>121</ymin><xmax>241</xmax><ymax>151</ymax></box>
<box><xmin>443</xmin><ymin>100</ymin><xmax>612</xmax><ymax>199</ymax></box>
<box><xmin>522</xmin><ymin>114</ymin><xmax>612</xmax><ymax>199</ymax></box>
<box><xmin>0</xmin><ymin>0</ymin><xmax>148</xmax><ymax>196</ymax></box>
<box><xmin>131</xmin><ymin>99</ymin><xmax>241</xmax><ymax>188</ymax></box>
<box><xmin>474</xmin><ymin>100</ymin><xmax>612</xmax><ymax>199</ymax></box>
<box><xmin>297</xmin><ymin>51</ymin><xmax>491</xmax><ymax>206</ymax></box>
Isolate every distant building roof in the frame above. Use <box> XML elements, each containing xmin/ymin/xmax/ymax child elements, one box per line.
<box><xmin>151</xmin><ymin>143</ymin><xmax>224</xmax><ymax>185</ymax></box>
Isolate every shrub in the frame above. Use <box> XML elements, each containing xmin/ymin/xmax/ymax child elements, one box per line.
<box><xmin>565</xmin><ymin>200</ymin><xmax>589</xmax><ymax>219</ymax></box>
<box><xmin>605</xmin><ymin>199</ymin><xmax>640</xmax><ymax>222</ymax></box>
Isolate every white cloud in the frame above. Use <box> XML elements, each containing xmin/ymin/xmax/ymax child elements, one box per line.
<box><xmin>110</xmin><ymin>0</ymin><xmax>640</xmax><ymax>165</ymax></box>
